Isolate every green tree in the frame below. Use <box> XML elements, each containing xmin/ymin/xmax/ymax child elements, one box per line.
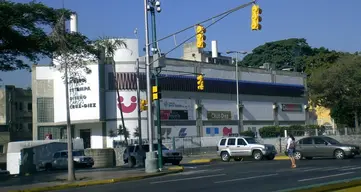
<box><xmin>309</xmin><ymin>54</ymin><xmax>361</xmax><ymax>129</ymax></box>
<box><xmin>0</xmin><ymin>1</ymin><xmax>92</xmax><ymax>71</ymax></box>
<box><xmin>240</xmin><ymin>38</ymin><xmax>313</xmax><ymax>72</ymax></box>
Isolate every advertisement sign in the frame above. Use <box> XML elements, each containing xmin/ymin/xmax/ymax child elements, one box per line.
<box><xmin>160</xmin><ymin>110</ymin><xmax>188</xmax><ymax>120</ymax></box>
<box><xmin>0</xmin><ymin>90</ymin><xmax>5</xmax><ymax>124</ymax></box>
<box><xmin>207</xmin><ymin>111</ymin><xmax>231</xmax><ymax>120</ymax></box>
<box><xmin>54</xmin><ymin>64</ymin><xmax>100</xmax><ymax>122</ymax></box>
<box><xmin>281</xmin><ymin>104</ymin><xmax>303</xmax><ymax>112</ymax></box>
<box><xmin>155</xmin><ymin>126</ymin><xmax>197</xmax><ymax>138</ymax></box>
<box><xmin>203</xmin><ymin>126</ymin><xmax>235</xmax><ymax>136</ymax></box>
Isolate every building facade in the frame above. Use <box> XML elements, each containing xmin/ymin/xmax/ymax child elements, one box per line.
<box><xmin>32</xmin><ymin>39</ymin><xmax>308</xmax><ymax>149</ymax></box>
<box><xmin>0</xmin><ymin>85</ymin><xmax>33</xmax><ymax>153</ymax></box>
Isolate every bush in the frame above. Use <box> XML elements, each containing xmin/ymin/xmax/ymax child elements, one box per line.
<box><xmin>259</xmin><ymin>126</ymin><xmax>282</xmax><ymax>138</ymax></box>
<box><xmin>239</xmin><ymin>130</ymin><xmax>255</xmax><ymax>137</ymax></box>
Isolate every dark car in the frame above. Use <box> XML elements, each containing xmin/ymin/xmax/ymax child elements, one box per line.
<box><xmin>294</xmin><ymin>136</ymin><xmax>360</xmax><ymax>160</ymax></box>
<box><xmin>123</xmin><ymin>144</ymin><xmax>183</xmax><ymax>167</ymax></box>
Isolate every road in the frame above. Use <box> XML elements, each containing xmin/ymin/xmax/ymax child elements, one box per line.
<box><xmin>59</xmin><ymin>158</ymin><xmax>361</xmax><ymax>192</ymax></box>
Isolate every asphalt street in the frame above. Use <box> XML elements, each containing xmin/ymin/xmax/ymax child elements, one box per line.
<box><xmin>58</xmin><ymin>157</ymin><xmax>361</xmax><ymax>192</ymax></box>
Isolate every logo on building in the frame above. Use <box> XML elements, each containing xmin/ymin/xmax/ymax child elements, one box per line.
<box><xmin>117</xmin><ymin>96</ymin><xmax>137</xmax><ymax>113</ymax></box>
<box><xmin>178</xmin><ymin>128</ymin><xmax>187</xmax><ymax>138</ymax></box>
<box><xmin>222</xmin><ymin>127</ymin><xmax>232</xmax><ymax>136</ymax></box>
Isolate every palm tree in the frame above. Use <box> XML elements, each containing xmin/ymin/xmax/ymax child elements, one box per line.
<box><xmin>94</xmin><ymin>37</ymin><xmax>129</xmax><ymax>144</ymax></box>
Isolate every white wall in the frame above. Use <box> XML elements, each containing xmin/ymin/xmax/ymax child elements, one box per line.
<box><xmin>241</xmin><ymin>72</ymin><xmax>272</xmax><ymax>83</ymax></box>
<box><xmin>36</xmin><ymin>66</ymin><xmax>57</xmax><ymax>80</ymax></box>
<box><xmin>154</xmin><ymin>125</ymin><xmax>197</xmax><ymax>138</ymax></box>
<box><xmin>243</xmin><ymin>101</ymin><xmax>274</xmax><ymax>121</ymax></box>
<box><xmin>275</xmin><ymin>75</ymin><xmax>303</xmax><ymax>85</ymax></box>
<box><xmin>74</xmin><ymin>123</ymin><xmax>103</xmax><ymax>149</ymax></box>
<box><xmin>202</xmin><ymin>68</ymin><xmax>235</xmax><ymax>80</ymax></box>
<box><xmin>113</xmin><ymin>39</ymin><xmax>139</xmax><ymax>64</ymax></box>
<box><xmin>53</xmin><ymin>64</ymin><xmax>100</xmax><ymax>123</ymax></box>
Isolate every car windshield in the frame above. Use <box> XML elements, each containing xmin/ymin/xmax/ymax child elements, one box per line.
<box><xmin>324</xmin><ymin>137</ymin><xmax>341</xmax><ymax>145</ymax></box>
<box><xmin>245</xmin><ymin>138</ymin><xmax>258</xmax><ymax>144</ymax></box>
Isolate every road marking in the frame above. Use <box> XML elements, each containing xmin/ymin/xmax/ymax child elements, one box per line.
<box><xmin>149</xmin><ymin>174</ymin><xmax>226</xmax><ymax>184</ymax></box>
<box><xmin>339</xmin><ymin>167</ymin><xmax>361</xmax><ymax>171</ymax></box>
<box><xmin>179</xmin><ymin>169</ymin><xmax>224</xmax><ymax>175</ymax></box>
<box><xmin>298</xmin><ymin>172</ymin><xmax>355</xmax><ymax>182</ymax></box>
<box><xmin>301</xmin><ymin>167</ymin><xmax>332</xmax><ymax>172</ymax></box>
<box><xmin>214</xmin><ymin>173</ymin><xmax>278</xmax><ymax>184</ymax></box>
<box><xmin>321</xmin><ymin>167</ymin><xmax>340</xmax><ymax>171</ymax></box>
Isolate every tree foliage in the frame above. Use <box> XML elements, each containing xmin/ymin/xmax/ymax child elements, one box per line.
<box><xmin>308</xmin><ymin>54</ymin><xmax>361</xmax><ymax>128</ymax></box>
<box><xmin>0</xmin><ymin>1</ymin><xmax>95</xmax><ymax>71</ymax></box>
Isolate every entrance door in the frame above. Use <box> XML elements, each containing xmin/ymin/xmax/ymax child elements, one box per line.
<box><xmin>80</xmin><ymin>129</ymin><xmax>91</xmax><ymax>149</ymax></box>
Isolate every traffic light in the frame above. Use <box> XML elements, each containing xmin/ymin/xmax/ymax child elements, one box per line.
<box><xmin>251</xmin><ymin>4</ymin><xmax>262</xmax><ymax>30</ymax></box>
<box><xmin>152</xmin><ymin>85</ymin><xmax>161</xmax><ymax>100</ymax></box>
<box><xmin>196</xmin><ymin>25</ymin><xmax>206</xmax><ymax>48</ymax></box>
<box><xmin>197</xmin><ymin>75</ymin><xmax>204</xmax><ymax>91</ymax></box>
<box><xmin>140</xmin><ymin>99</ymin><xmax>148</xmax><ymax>112</ymax></box>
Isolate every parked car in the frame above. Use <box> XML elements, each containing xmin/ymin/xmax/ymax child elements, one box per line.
<box><xmin>217</xmin><ymin>135</ymin><xmax>277</xmax><ymax>161</ymax></box>
<box><xmin>41</xmin><ymin>150</ymin><xmax>94</xmax><ymax>170</ymax></box>
<box><xmin>123</xmin><ymin>144</ymin><xmax>183</xmax><ymax>167</ymax></box>
<box><xmin>294</xmin><ymin>136</ymin><xmax>360</xmax><ymax>160</ymax></box>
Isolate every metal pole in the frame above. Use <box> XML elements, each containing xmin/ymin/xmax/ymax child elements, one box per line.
<box><xmin>235</xmin><ymin>52</ymin><xmax>241</xmax><ymax>133</ymax></box>
<box><xmin>144</xmin><ymin>0</ymin><xmax>157</xmax><ymax>173</ymax></box>
<box><xmin>136</xmin><ymin>59</ymin><xmax>142</xmax><ymax>145</ymax></box>
<box><xmin>149</xmin><ymin>2</ymin><xmax>163</xmax><ymax>170</ymax></box>
<box><xmin>144</xmin><ymin>0</ymin><xmax>153</xmax><ymax>153</ymax></box>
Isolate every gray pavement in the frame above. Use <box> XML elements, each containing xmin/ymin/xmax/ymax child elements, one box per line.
<box><xmin>58</xmin><ymin>157</ymin><xmax>361</xmax><ymax>192</ymax></box>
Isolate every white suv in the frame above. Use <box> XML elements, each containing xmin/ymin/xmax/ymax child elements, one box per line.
<box><xmin>217</xmin><ymin>135</ymin><xmax>277</xmax><ymax>161</ymax></box>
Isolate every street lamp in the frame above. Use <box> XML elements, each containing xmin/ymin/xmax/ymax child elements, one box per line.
<box><xmin>226</xmin><ymin>51</ymin><xmax>247</xmax><ymax>133</ymax></box>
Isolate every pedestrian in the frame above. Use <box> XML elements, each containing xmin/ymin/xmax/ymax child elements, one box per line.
<box><xmin>287</xmin><ymin>134</ymin><xmax>297</xmax><ymax>168</ymax></box>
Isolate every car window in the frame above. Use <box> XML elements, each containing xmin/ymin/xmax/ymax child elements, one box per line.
<box><xmin>73</xmin><ymin>151</ymin><xmax>84</xmax><ymax>156</ymax></box>
<box><xmin>314</xmin><ymin>138</ymin><xmax>325</xmax><ymax>145</ymax></box>
<box><xmin>227</xmin><ymin>138</ymin><xmax>236</xmax><ymax>146</ymax></box>
<box><xmin>60</xmin><ymin>152</ymin><xmax>68</xmax><ymax>158</ymax></box>
<box><xmin>237</xmin><ymin>138</ymin><xmax>247</xmax><ymax>145</ymax></box>
<box><xmin>220</xmin><ymin>139</ymin><xmax>227</xmax><ymax>146</ymax></box>
<box><xmin>53</xmin><ymin>152</ymin><xmax>60</xmax><ymax>158</ymax></box>
<box><xmin>323</xmin><ymin>137</ymin><xmax>340</xmax><ymax>145</ymax></box>
<box><xmin>244</xmin><ymin>138</ymin><xmax>258</xmax><ymax>144</ymax></box>
<box><xmin>302</xmin><ymin>138</ymin><xmax>313</xmax><ymax>145</ymax></box>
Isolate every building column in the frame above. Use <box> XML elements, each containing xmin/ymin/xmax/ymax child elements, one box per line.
<box><xmin>31</xmin><ymin>65</ymin><xmax>38</xmax><ymax>140</ymax></box>
<box><xmin>102</xmin><ymin>122</ymin><xmax>107</xmax><ymax>148</ymax></box>
<box><xmin>195</xmin><ymin>99</ymin><xmax>203</xmax><ymax>137</ymax></box>
<box><xmin>273</xmin><ymin>103</ymin><xmax>279</xmax><ymax>126</ymax></box>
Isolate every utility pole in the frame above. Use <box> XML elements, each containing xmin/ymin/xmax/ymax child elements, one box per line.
<box><xmin>148</xmin><ymin>0</ymin><xmax>163</xmax><ymax>170</ymax></box>
<box><xmin>226</xmin><ymin>51</ymin><xmax>247</xmax><ymax>133</ymax></box>
<box><xmin>144</xmin><ymin>0</ymin><xmax>158</xmax><ymax>173</ymax></box>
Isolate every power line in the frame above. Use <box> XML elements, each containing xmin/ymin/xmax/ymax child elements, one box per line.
<box><xmin>148</xmin><ymin>1</ymin><xmax>255</xmax><ymax>66</ymax></box>
<box><xmin>152</xmin><ymin>0</ymin><xmax>255</xmax><ymax>45</ymax></box>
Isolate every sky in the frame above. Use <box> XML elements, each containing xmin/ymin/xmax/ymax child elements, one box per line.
<box><xmin>1</xmin><ymin>0</ymin><xmax>361</xmax><ymax>88</ymax></box>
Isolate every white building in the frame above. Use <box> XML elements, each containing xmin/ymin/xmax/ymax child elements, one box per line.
<box><xmin>31</xmin><ymin>39</ymin><xmax>308</xmax><ymax>149</ymax></box>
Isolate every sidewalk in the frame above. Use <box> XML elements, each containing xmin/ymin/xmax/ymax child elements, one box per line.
<box><xmin>1</xmin><ymin>167</ymin><xmax>182</xmax><ymax>192</ymax></box>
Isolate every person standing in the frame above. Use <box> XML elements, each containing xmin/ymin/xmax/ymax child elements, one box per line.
<box><xmin>287</xmin><ymin>134</ymin><xmax>297</xmax><ymax>168</ymax></box>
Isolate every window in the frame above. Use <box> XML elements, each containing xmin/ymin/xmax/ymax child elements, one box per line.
<box><xmin>245</xmin><ymin>138</ymin><xmax>258</xmax><ymax>144</ymax></box>
<box><xmin>220</xmin><ymin>139</ymin><xmax>227</xmax><ymax>146</ymax></box>
<box><xmin>19</xmin><ymin>102</ymin><xmax>23</xmax><ymax>111</ymax></box>
<box><xmin>323</xmin><ymin>137</ymin><xmax>340</xmax><ymax>145</ymax></box>
<box><xmin>60</xmin><ymin>152</ymin><xmax>68</xmax><ymax>158</ymax></box>
<box><xmin>37</xmin><ymin>98</ymin><xmax>54</xmax><ymax>123</ymax></box>
<box><xmin>27</xmin><ymin>103</ymin><xmax>32</xmax><ymax>111</ymax></box>
<box><xmin>314</xmin><ymin>138</ymin><xmax>325</xmax><ymax>145</ymax></box>
<box><xmin>53</xmin><ymin>152</ymin><xmax>60</xmax><ymax>158</ymax></box>
<box><xmin>28</xmin><ymin>123</ymin><xmax>32</xmax><ymax>132</ymax></box>
<box><xmin>227</xmin><ymin>138</ymin><xmax>236</xmax><ymax>146</ymax></box>
<box><xmin>237</xmin><ymin>139</ymin><xmax>247</xmax><ymax>145</ymax></box>
<box><xmin>0</xmin><ymin>145</ymin><xmax>3</xmax><ymax>153</ymax></box>
<box><xmin>302</xmin><ymin>138</ymin><xmax>313</xmax><ymax>145</ymax></box>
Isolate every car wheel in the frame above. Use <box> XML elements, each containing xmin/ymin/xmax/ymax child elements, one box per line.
<box><xmin>129</xmin><ymin>156</ymin><xmax>136</xmax><ymax>168</ymax></box>
<box><xmin>266</xmin><ymin>155</ymin><xmax>275</xmax><ymax>160</ymax></box>
<box><xmin>294</xmin><ymin>151</ymin><xmax>302</xmax><ymax>160</ymax></box>
<box><xmin>45</xmin><ymin>163</ymin><xmax>52</xmax><ymax>171</ymax></box>
<box><xmin>221</xmin><ymin>152</ymin><xmax>231</xmax><ymax>162</ymax></box>
<box><xmin>334</xmin><ymin>149</ymin><xmax>345</xmax><ymax>160</ymax></box>
<box><xmin>252</xmin><ymin>150</ymin><xmax>263</xmax><ymax>161</ymax></box>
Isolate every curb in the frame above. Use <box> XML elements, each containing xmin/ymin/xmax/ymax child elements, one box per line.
<box><xmin>186</xmin><ymin>156</ymin><xmax>289</xmax><ymax>164</ymax></box>
<box><xmin>282</xmin><ymin>177</ymin><xmax>361</xmax><ymax>192</ymax></box>
<box><xmin>9</xmin><ymin>169</ymin><xmax>183</xmax><ymax>192</ymax></box>
<box><xmin>167</xmin><ymin>166</ymin><xmax>184</xmax><ymax>171</ymax></box>
<box><xmin>274</xmin><ymin>156</ymin><xmax>289</xmax><ymax>160</ymax></box>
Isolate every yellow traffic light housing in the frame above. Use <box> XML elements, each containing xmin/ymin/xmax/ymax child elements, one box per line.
<box><xmin>196</xmin><ymin>25</ymin><xmax>206</xmax><ymax>48</ymax></box>
<box><xmin>197</xmin><ymin>75</ymin><xmax>204</xmax><ymax>91</ymax></box>
<box><xmin>251</xmin><ymin>4</ymin><xmax>262</xmax><ymax>31</ymax></box>
<box><xmin>140</xmin><ymin>99</ymin><xmax>148</xmax><ymax>112</ymax></box>
<box><xmin>152</xmin><ymin>86</ymin><xmax>161</xmax><ymax>100</ymax></box>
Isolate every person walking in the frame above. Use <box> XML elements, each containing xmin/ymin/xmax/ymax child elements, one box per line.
<box><xmin>286</xmin><ymin>134</ymin><xmax>297</xmax><ymax>168</ymax></box>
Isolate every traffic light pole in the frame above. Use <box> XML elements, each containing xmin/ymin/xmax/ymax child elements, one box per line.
<box><xmin>149</xmin><ymin>3</ymin><xmax>163</xmax><ymax>170</ymax></box>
